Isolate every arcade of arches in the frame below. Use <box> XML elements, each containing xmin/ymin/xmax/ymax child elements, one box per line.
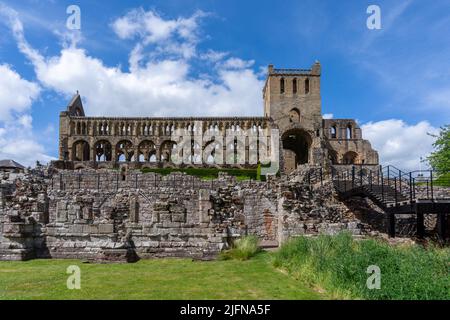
<box><xmin>59</xmin><ymin>64</ymin><xmax>379</xmax><ymax>173</ymax></box>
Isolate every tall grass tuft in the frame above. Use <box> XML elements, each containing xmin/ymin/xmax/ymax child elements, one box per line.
<box><xmin>272</xmin><ymin>233</ymin><xmax>450</xmax><ymax>300</ymax></box>
<box><xmin>220</xmin><ymin>235</ymin><xmax>261</xmax><ymax>261</ymax></box>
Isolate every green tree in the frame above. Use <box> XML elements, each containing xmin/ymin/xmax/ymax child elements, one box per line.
<box><xmin>427</xmin><ymin>125</ymin><xmax>450</xmax><ymax>172</ymax></box>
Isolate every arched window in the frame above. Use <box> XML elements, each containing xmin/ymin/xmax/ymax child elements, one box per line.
<box><xmin>280</xmin><ymin>78</ymin><xmax>285</xmax><ymax>94</ymax></box>
<box><xmin>305</xmin><ymin>78</ymin><xmax>310</xmax><ymax>94</ymax></box>
<box><xmin>292</xmin><ymin>78</ymin><xmax>297</xmax><ymax>94</ymax></box>
<box><xmin>289</xmin><ymin>108</ymin><xmax>300</xmax><ymax>123</ymax></box>
<box><xmin>330</xmin><ymin>126</ymin><xmax>337</xmax><ymax>138</ymax></box>
<box><xmin>346</xmin><ymin>125</ymin><xmax>352</xmax><ymax>139</ymax></box>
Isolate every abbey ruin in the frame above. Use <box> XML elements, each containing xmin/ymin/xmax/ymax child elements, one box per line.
<box><xmin>2</xmin><ymin>63</ymin><xmax>446</xmax><ymax>262</ymax></box>
<box><xmin>55</xmin><ymin>62</ymin><xmax>379</xmax><ymax>173</ymax></box>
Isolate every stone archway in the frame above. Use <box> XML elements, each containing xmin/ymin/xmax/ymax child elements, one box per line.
<box><xmin>343</xmin><ymin>151</ymin><xmax>358</xmax><ymax>164</ymax></box>
<box><xmin>282</xmin><ymin>129</ymin><xmax>312</xmax><ymax>173</ymax></box>
<box><xmin>72</xmin><ymin>140</ymin><xmax>90</xmax><ymax>161</ymax></box>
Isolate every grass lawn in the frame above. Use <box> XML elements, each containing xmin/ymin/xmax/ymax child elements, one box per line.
<box><xmin>140</xmin><ymin>165</ymin><xmax>276</xmax><ymax>181</ymax></box>
<box><xmin>0</xmin><ymin>252</ymin><xmax>322</xmax><ymax>300</ymax></box>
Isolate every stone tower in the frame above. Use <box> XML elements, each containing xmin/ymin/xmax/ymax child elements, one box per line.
<box><xmin>263</xmin><ymin>62</ymin><xmax>325</xmax><ymax>171</ymax></box>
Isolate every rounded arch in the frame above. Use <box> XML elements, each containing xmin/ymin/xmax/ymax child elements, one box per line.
<box><xmin>289</xmin><ymin>108</ymin><xmax>300</xmax><ymax>123</ymax></box>
<box><xmin>138</xmin><ymin>140</ymin><xmax>156</xmax><ymax>162</ymax></box>
<box><xmin>160</xmin><ymin>140</ymin><xmax>177</xmax><ymax>162</ymax></box>
<box><xmin>94</xmin><ymin>140</ymin><xmax>112</xmax><ymax>162</ymax></box>
<box><xmin>72</xmin><ymin>140</ymin><xmax>90</xmax><ymax>161</ymax></box>
<box><xmin>116</xmin><ymin>140</ymin><xmax>134</xmax><ymax>162</ymax></box>
<box><xmin>343</xmin><ymin>151</ymin><xmax>358</xmax><ymax>164</ymax></box>
<box><xmin>203</xmin><ymin>139</ymin><xmax>222</xmax><ymax>165</ymax></box>
<box><xmin>282</xmin><ymin>129</ymin><xmax>312</xmax><ymax>172</ymax></box>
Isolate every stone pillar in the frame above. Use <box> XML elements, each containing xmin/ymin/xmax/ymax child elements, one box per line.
<box><xmin>91</xmin><ymin>146</ymin><xmax>96</xmax><ymax>163</ymax></box>
<box><xmin>134</xmin><ymin>146</ymin><xmax>140</xmax><ymax>163</ymax></box>
<box><xmin>198</xmin><ymin>189</ymin><xmax>211</xmax><ymax>223</ymax></box>
<box><xmin>129</xmin><ymin>195</ymin><xmax>139</xmax><ymax>223</ymax></box>
<box><xmin>155</xmin><ymin>145</ymin><xmax>161</xmax><ymax>162</ymax></box>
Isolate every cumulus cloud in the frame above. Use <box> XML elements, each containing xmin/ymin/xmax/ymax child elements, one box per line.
<box><xmin>111</xmin><ymin>8</ymin><xmax>206</xmax><ymax>60</ymax></box>
<box><xmin>0</xmin><ymin>63</ymin><xmax>51</xmax><ymax>166</ymax></box>
<box><xmin>361</xmin><ymin>119</ymin><xmax>439</xmax><ymax>171</ymax></box>
<box><xmin>322</xmin><ymin>113</ymin><xmax>333</xmax><ymax>119</ymax></box>
<box><xmin>0</xmin><ymin>112</ymin><xmax>56</xmax><ymax>167</ymax></box>
<box><xmin>0</xmin><ymin>64</ymin><xmax>40</xmax><ymax>121</ymax></box>
<box><xmin>1</xmin><ymin>6</ymin><xmax>263</xmax><ymax>118</ymax></box>
<box><xmin>0</xmin><ymin>122</ymin><xmax>56</xmax><ymax>167</ymax></box>
<box><xmin>0</xmin><ymin>4</ymin><xmax>55</xmax><ymax>166</ymax></box>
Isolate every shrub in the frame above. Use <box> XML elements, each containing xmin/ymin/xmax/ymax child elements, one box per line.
<box><xmin>220</xmin><ymin>235</ymin><xmax>261</xmax><ymax>261</ymax></box>
<box><xmin>273</xmin><ymin>233</ymin><xmax>450</xmax><ymax>300</ymax></box>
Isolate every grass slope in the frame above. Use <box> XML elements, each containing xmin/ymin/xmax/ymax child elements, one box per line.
<box><xmin>273</xmin><ymin>233</ymin><xmax>450</xmax><ymax>300</ymax></box>
<box><xmin>0</xmin><ymin>253</ymin><xmax>321</xmax><ymax>300</ymax></box>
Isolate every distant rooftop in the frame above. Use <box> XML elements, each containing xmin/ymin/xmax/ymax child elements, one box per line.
<box><xmin>0</xmin><ymin>159</ymin><xmax>25</xmax><ymax>169</ymax></box>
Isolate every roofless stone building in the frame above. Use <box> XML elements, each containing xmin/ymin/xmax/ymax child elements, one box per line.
<box><xmin>56</xmin><ymin>62</ymin><xmax>378</xmax><ymax>173</ymax></box>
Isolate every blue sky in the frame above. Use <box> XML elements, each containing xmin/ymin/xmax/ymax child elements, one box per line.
<box><xmin>0</xmin><ymin>0</ymin><xmax>448</xmax><ymax>169</ymax></box>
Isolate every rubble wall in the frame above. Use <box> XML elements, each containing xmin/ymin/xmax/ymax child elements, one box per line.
<box><xmin>0</xmin><ymin>169</ymin><xmax>370</xmax><ymax>261</ymax></box>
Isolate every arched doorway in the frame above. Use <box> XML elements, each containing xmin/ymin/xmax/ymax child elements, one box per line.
<box><xmin>72</xmin><ymin>140</ymin><xmax>90</xmax><ymax>161</ymax></box>
<box><xmin>282</xmin><ymin>129</ymin><xmax>312</xmax><ymax>173</ymax></box>
<box><xmin>328</xmin><ymin>149</ymin><xmax>338</xmax><ymax>164</ymax></box>
<box><xmin>343</xmin><ymin>151</ymin><xmax>358</xmax><ymax>164</ymax></box>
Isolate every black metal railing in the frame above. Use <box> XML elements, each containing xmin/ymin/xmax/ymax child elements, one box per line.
<box><xmin>330</xmin><ymin>165</ymin><xmax>450</xmax><ymax>207</ymax></box>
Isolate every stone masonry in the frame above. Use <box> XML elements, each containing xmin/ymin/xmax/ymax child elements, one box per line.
<box><xmin>55</xmin><ymin>62</ymin><xmax>379</xmax><ymax>174</ymax></box>
<box><xmin>0</xmin><ymin>167</ymin><xmax>375</xmax><ymax>262</ymax></box>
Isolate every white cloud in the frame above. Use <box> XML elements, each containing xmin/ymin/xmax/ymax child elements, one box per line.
<box><xmin>0</xmin><ymin>119</ymin><xmax>56</xmax><ymax>167</ymax></box>
<box><xmin>0</xmin><ymin>64</ymin><xmax>40</xmax><ymax>121</ymax></box>
<box><xmin>361</xmin><ymin>119</ymin><xmax>439</xmax><ymax>171</ymax></box>
<box><xmin>1</xmin><ymin>6</ymin><xmax>264</xmax><ymax>118</ymax></box>
<box><xmin>322</xmin><ymin>113</ymin><xmax>333</xmax><ymax>119</ymax></box>
<box><xmin>0</xmin><ymin>5</ymin><xmax>54</xmax><ymax>166</ymax></box>
<box><xmin>200</xmin><ymin>49</ymin><xmax>229</xmax><ymax>62</ymax></box>
<box><xmin>221</xmin><ymin>58</ymin><xmax>255</xmax><ymax>70</ymax></box>
<box><xmin>111</xmin><ymin>8</ymin><xmax>206</xmax><ymax>60</ymax></box>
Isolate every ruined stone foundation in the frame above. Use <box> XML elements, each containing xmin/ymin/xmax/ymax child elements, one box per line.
<box><xmin>0</xmin><ymin>168</ymin><xmax>375</xmax><ymax>262</ymax></box>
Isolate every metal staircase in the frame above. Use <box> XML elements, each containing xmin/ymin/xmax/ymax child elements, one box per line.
<box><xmin>330</xmin><ymin>165</ymin><xmax>450</xmax><ymax>239</ymax></box>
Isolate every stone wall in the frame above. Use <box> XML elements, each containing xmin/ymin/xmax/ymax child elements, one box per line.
<box><xmin>0</xmin><ymin>167</ymin><xmax>383</xmax><ymax>262</ymax></box>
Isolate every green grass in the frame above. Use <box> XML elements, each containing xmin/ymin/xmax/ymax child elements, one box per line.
<box><xmin>141</xmin><ymin>167</ymin><xmax>260</xmax><ymax>181</ymax></box>
<box><xmin>272</xmin><ymin>233</ymin><xmax>450</xmax><ymax>300</ymax></box>
<box><xmin>220</xmin><ymin>236</ymin><xmax>261</xmax><ymax>261</ymax></box>
<box><xmin>0</xmin><ymin>252</ymin><xmax>322</xmax><ymax>300</ymax></box>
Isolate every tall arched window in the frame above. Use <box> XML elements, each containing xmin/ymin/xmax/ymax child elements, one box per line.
<box><xmin>280</xmin><ymin>78</ymin><xmax>285</xmax><ymax>94</ymax></box>
<box><xmin>346</xmin><ymin>125</ymin><xmax>352</xmax><ymax>139</ymax></box>
<box><xmin>305</xmin><ymin>78</ymin><xmax>310</xmax><ymax>94</ymax></box>
<box><xmin>330</xmin><ymin>126</ymin><xmax>337</xmax><ymax>138</ymax></box>
<box><xmin>292</xmin><ymin>78</ymin><xmax>297</xmax><ymax>94</ymax></box>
